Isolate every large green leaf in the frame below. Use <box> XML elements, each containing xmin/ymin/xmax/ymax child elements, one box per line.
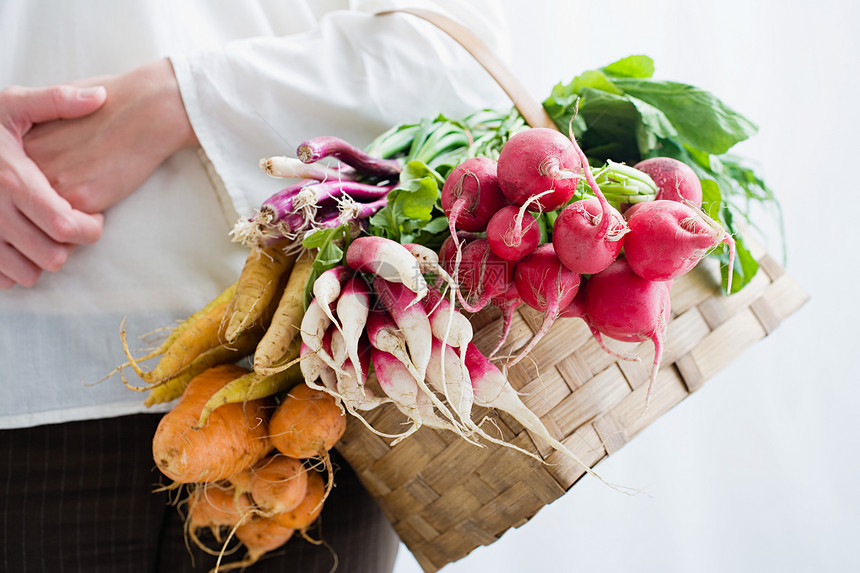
<box><xmin>613</xmin><ymin>79</ymin><xmax>759</xmax><ymax>155</ymax></box>
<box><xmin>600</xmin><ymin>55</ymin><xmax>655</xmax><ymax>79</ymax></box>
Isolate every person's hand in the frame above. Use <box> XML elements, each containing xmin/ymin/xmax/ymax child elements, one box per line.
<box><xmin>0</xmin><ymin>84</ymin><xmax>107</xmax><ymax>289</ymax></box>
<box><xmin>24</xmin><ymin>58</ymin><xmax>199</xmax><ymax>215</ymax></box>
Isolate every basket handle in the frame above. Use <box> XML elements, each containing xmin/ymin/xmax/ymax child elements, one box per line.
<box><xmin>375</xmin><ymin>8</ymin><xmax>558</xmax><ymax>130</ymax></box>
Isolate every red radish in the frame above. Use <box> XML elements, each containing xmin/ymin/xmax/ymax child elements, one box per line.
<box><xmin>486</xmin><ymin>205</ymin><xmax>541</xmax><ymax>261</ymax></box>
<box><xmin>621</xmin><ymin>201</ymin><xmax>647</xmax><ymax>221</ymax></box>
<box><xmin>488</xmin><ymin>283</ymin><xmax>523</xmax><ymax>358</ymax></box>
<box><xmin>582</xmin><ymin>258</ymin><xmax>671</xmax><ymax>408</ymax></box>
<box><xmin>439</xmin><ymin>232</ymin><xmax>478</xmax><ymax>273</ymax></box>
<box><xmin>560</xmin><ymin>286</ymin><xmax>638</xmax><ymax>362</ymax></box>
<box><xmin>346</xmin><ymin>236</ymin><xmax>428</xmax><ymax>300</ymax></box>
<box><xmin>624</xmin><ymin>200</ymin><xmax>735</xmax><ymax>291</ymax></box>
<box><xmin>552</xmin><ymin>197</ymin><xmax>627</xmax><ymax>275</ymax></box>
<box><xmin>509</xmin><ymin>244</ymin><xmax>581</xmax><ymax>367</ymax></box>
<box><xmin>441</xmin><ymin>158</ymin><xmax>509</xmax><ymax>303</ymax></box>
<box><xmin>496</xmin><ymin>127</ymin><xmax>582</xmax><ymax>212</ymax></box>
<box><xmin>634</xmin><ymin>157</ymin><xmax>703</xmax><ymax>208</ymax></box>
<box><xmin>438</xmin><ymin>234</ymin><xmax>461</xmax><ymax>273</ymax></box>
<box><xmin>441</xmin><ymin>157</ymin><xmax>508</xmax><ymax>233</ymax></box>
<box><xmin>455</xmin><ymin>239</ymin><xmax>514</xmax><ymax>313</ymax></box>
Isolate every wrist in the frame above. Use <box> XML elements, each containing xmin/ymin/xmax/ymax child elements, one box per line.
<box><xmin>128</xmin><ymin>58</ymin><xmax>199</xmax><ymax>153</ymax></box>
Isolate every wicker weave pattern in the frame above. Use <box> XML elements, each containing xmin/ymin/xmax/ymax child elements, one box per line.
<box><xmin>335</xmin><ymin>244</ymin><xmax>808</xmax><ymax>572</ymax></box>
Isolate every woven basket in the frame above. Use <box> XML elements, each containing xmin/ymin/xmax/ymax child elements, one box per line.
<box><xmin>335</xmin><ymin>10</ymin><xmax>810</xmax><ymax>572</ymax></box>
<box><xmin>336</xmin><ymin>241</ymin><xmax>807</xmax><ymax>572</ymax></box>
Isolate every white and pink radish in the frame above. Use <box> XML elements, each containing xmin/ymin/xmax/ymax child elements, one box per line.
<box><xmin>486</xmin><ymin>205</ymin><xmax>542</xmax><ymax>261</ymax></box>
<box><xmin>370</xmin><ymin>348</ymin><xmax>463</xmax><ymax>443</ymax></box>
<box><xmin>334</xmin><ymin>275</ymin><xmax>371</xmax><ymax>382</ymax></box>
<box><xmin>312</xmin><ymin>265</ymin><xmax>352</xmax><ymax>332</ymax></box>
<box><xmin>424</xmin><ymin>339</ymin><xmax>478</xmax><ymax>432</ymax></box>
<box><xmin>421</xmin><ymin>288</ymin><xmax>473</xmax><ymax>356</ymax></box>
<box><xmin>329</xmin><ymin>330</ymin><xmax>386</xmax><ymax>412</ymax></box>
<box><xmin>623</xmin><ymin>200</ymin><xmax>736</xmax><ymax>292</ymax></box>
<box><xmin>366</xmin><ymin>289</ymin><xmax>463</xmax><ymax>432</ymax></box>
<box><xmin>369</xmin><ymin>348</ymin><xmax>428</xmax><ymax>443</ymax></box>
<box><xmin>508</xmin><ymin>244</ymin><xmax>581</xmax><ymax>368</ymax></box>
<box><xmin>300</xmin><ymin>298</ymin><xmax>347</xmax><ymax>376</ymax></box>
<box><xmin>402</xmin><ymin>242</ymin><xmax>458</xmax><ymax>301</ymax></box>
<box><xmin>346</xmin><ymin>236</ymin><xmax>428</xmax><ymax>301</ymax></box>
<box><xmin>464</xmin><ymin>343</ymin><xmax>628</xmax><ymax>490</ymax></box>
<box><xmin>425</xmin><ymin>339</ymin><xmax>535</xmax><ymax>456</ymax></box>
<box><xmin>634</xmin><ymin>157</ymin><xmax>703</xmax><ymax>208</ymax></box>
<box><xmin>299</xmin><ymin>338</ymin><xmax>341</xmax><ymax>407</ymax></box>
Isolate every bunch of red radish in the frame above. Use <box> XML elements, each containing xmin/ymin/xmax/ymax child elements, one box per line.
<box><xmin>440</xmin><ymin>127</ymin><xmax>735</xmax><ymax>404</ymax></box>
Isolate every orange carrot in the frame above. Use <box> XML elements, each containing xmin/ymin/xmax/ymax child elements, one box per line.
<box><xmin>186</xmin><ymin>482</ymin><xmax>255</xmax><ymax>551</ymax></box>
<box><xmin>152</xmin><ymin>364</ymin><xmax>272</xmax><ymax>483</ymax></box>
<box><xmin>268</xmin><ymin>383</ymin><xmax>347</xmax><ymax>459</ymax></box>
<box><xmin>193</xmin><ymin>336</ymin><xmax>302</xmax><ymax>428</ymax></box>
<box><xmin>249</xmin><ymin>454</ymin><xmax>308</xmax><ymax>516</ymax></box>
<box><xmin>227</xmin><ymin>468</ymin><xmax>253</xmax><ymax>495</ymax></box>
<box><xmin>215</xmin><ymin>516</ymin><xmax>295</xmax><ymax>572</ymax></box>
<box><xmin>274</xmin><ymin>469</ymin><xmax>326</xmax><ymax>530</ymax></box>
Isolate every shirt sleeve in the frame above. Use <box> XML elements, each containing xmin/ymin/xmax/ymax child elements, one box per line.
<box><xmin>170</xmin><ymin>0</ymin><xmax>513</xmax><ymax>222</ymax></box>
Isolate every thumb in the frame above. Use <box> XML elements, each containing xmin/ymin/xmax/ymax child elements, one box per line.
<box><xmin>7</xmin><ymin>84</ymin><xmax>107</xmax><ymax>126</ymax></box>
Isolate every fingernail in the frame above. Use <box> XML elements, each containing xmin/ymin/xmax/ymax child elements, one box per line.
<box><xmin>78</xmin><ymin>86</ymin><xmax>106</xmax><ymax>100</ymax></box>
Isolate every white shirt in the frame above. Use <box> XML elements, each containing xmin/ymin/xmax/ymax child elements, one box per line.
<box><xmin>0</xmin><ymin>0</ymin><xmax>511</xmax><ymax>429</ymax></box>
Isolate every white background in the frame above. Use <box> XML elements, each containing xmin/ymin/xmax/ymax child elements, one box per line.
<box><xmin>394</xmin><ymin>1</ymin><xmax>860</xmax><ymax>572</ymax></box>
